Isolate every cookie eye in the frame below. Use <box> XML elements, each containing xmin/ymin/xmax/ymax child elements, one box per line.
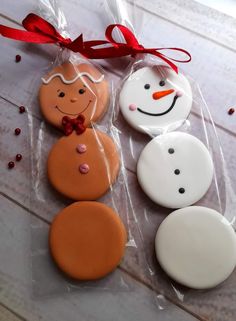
<box><xmin>79</xmin><ymin>89</ymin><xmax>85</xmax><ymax>94</ymax></box>
<box><xmin>159</xmin><ymin>80</ymin><xmax>165</xmax><ymax>87</ymax></box>
<box><xmin>58</xmin><ymin>92</ymin><xmax>65</xmax><ymax>98</ymax></box>
<box><xmin>144</xmin><ymin>84</ymin><xmax>150</xmax><ymax>89</ymax></box>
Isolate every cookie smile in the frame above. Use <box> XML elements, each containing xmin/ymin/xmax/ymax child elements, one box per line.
<box><xmin>55</xmin><ymin>100</ymin><xmax>92</xmax><ymax>116</ymax></box>
<box><xmin>137</xmin><ymin>95</ymin><xmax>178</xmax><ymax>116</ymax></box>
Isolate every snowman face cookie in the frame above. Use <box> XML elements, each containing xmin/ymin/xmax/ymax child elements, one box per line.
<box><xmin>119</xmin><ymin>66</ymin><xmax>192</xmax><ymax>134</ymax></box>
<box><xmin>39</xmin><ymin>62</ymin><xmax>109</xmax><ymax>129</ymax></box>
<box><xmin>137</xmin><ymin>132</ymin><xmax>213</xmax><ymax>208</ymax></box>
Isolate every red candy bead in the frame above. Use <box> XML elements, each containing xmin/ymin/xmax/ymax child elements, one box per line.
<box><xmin>19</xmin><ymin>106</ymin><xmax>26</xmax><ymax>113</ymax></box>
<box><xmin>228</xmin><ymin>108</ymin><xmax>235</xmax><ymax>115</ymax></box>
<box><xmin>16</xmin><ymin>154</ymin><xmax>22</xmax><ymax>162</ymax></box>
<box><xmin>15</xmin><ymin>55</ymin><xmax>21</xmax><ymax>63</ymax></box>
<box><xmin>14</xmin><ymin>128</ymin><xmax>21</xmax><ymax>135</ymax></box>
<box><xmin>8</xmin><ymin>161</ymin><xmax>15</xmax><ymax>169</ymax></box>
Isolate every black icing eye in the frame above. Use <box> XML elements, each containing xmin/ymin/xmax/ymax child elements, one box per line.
<box><xmin>159</xmin><ymin>80</ymin><xmax>165</xmax><ymax>87</ymax></box>
<box><xmin>79</xmin><ymin>88</ymin><xmax>85</xmax><ymax>94</ymax></box>
<box><xmin>144</xmin><ymin>84</ymin><xmax>150</xmax><ymax>90</ymax></box>
<box><xmin>168</xmin><ymin>148</ymin><xmax>175</xmax><ymax>154</ymax></box>
<box><xmin>58</xmin><ymin>92</ymin><xmax>65</xmax><ymax>98</ymax></box>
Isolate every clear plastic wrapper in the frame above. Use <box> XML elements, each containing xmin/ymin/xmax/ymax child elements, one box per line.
<box><xmin>107</xmin><ymin>0</ymin><xmax>236</xmax><ymax>310</ymax></box>
<box><xmin>26</xmin><ymin>0</ymin><xmax>147</xmax><ymax>297</ymax></box>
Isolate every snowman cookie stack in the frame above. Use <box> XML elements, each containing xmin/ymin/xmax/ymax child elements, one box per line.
<box><xmin>119</xmin><ymin>65</ymin><xmax>236</xmax><ymax>289</ymax></box>
<box><xmin>39</xmin><ymin>62</ymin><xmax>126</xmax><ymax>281</ymax></box>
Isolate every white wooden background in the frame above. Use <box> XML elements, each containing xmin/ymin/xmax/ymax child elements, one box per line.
<box><xmin>1</xmin><ymin>0</ymin><xmax>236</xmax><ymax>320</ymax></box>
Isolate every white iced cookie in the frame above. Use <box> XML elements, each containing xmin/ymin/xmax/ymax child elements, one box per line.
<box><xmin>137</xmin><ymin>132</ymin><xmax>213</xmax><ymax>208</ymax></box>
<box><xmin>119</xmin><ymin>66</ymin><xmax>192</xmax><ymax>134</ymax></box>
<box><xmin>155</xmin><ymin>206</ymin><xmax>236</xmax><ymax>289</ymax></box>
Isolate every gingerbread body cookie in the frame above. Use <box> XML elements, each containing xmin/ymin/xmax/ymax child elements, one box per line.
<box><xmin>49</xmin><ymin>202</ymin><xmax>127</xmax><ymax>280</ymax></box>
<box><xmin>39</xmin><ymin>62</ymin><xmax>109</xmax><ymax>129</ymax></box>
<box><xmin>47</xmin><ymin>128</ymin><xmax>120</xmax><ymax>200</ymax></box>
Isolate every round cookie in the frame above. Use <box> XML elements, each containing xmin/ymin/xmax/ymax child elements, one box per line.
<box><xmin>47</xmin><ymin>129</ymin><xmax>120</xmax><ymax>200</ymax></box>
<box><xmin>137</xmin><ymin>132</ymin><xmax>213</xmax><ymax>208</ymax></box>
<box><xmin>119</xmin><ymin>65</ymin><xmax>192</xmax><ymax>134</ymax></box>
<box><xmin>39</xmin><ymin>62</ymin><xmax>109</xmax><ymax>129</ymax></box>
<box><xmin>155</xmin><ymin>206</ymin><xmax>236</xmax><ymax>289</ymax></box>
<box><xmin>49</xmin><ymin>202</ymin><xmax>127</xmax><ymax>280</ymax></box>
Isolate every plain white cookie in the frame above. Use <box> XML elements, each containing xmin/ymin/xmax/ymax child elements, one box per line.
<box><xmin>119</xmin><ymin>66</ymin><xmax>192</xmax><ymax>134</ymax></box>
<box><xmin>155</xmin><ymin>206</ymin><xmax>236</xmax><ymax>289</ymax></box>
<box><xmin>137</xmin><ymin>132</ymin><xmax>214</xmax><ymax>208</ymax></box>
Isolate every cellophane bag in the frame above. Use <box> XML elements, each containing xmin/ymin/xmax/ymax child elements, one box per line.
<box><xmin>104</xmin><ymin>0</ymin><xmax>236</xmax><ymax>311</ymax></box>
<box><xmin>26</xmin><ymin>0</ymin><xmax>148</xmax><ymax>297</ymax></box>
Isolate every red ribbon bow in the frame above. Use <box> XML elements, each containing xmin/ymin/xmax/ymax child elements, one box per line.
<box><xmin>0</xmin><ymin>13</ymin><xmax>191</xmax><ymax>73</ymax></box>
<box><xmin>0</xmin><ymin>13</ymin><xmax>83</xmax><ymax>51</ymax></box>
<box><xmin>61</xmin><ymin>115</ymin><xmax>86</xmax><ymax>136</ymax></box>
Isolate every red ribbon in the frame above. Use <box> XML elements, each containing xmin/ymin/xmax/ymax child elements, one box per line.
<box><xmin>0</xmin><ymin>13</ymin><xmax>191</xmax><ymax>73</ymax></box>
<box><xmin>61</xmin><ymin>115</ymin><xmax>86</xmax><ymax>136</ymax></box>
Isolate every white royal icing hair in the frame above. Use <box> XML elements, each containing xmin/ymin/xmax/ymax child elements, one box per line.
<box><xmin>42</xmin><ymin>72</ymin><xmax>104</xmax><ymax>85</ymax></box>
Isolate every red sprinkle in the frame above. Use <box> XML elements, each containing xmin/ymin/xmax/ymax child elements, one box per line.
<box><xmin>228</xmin><ymin>108</ymin><xmax>235</xmax><ymax>115</ymax></box>
<box><xmin>15</xmin><ymin>55</ymin><xmax>21</xmax><ymax>63</ymax></box>
<box><xmin>19</xmin><ymin>106</ymin><xmax>26</xmax><ymax>113</ymax></box>
<box><xmin>16</xmin><ymin>154</ymin><xmax>22</xmax><ymax>162</ymax></box>
<box><xmin>8</xmin><ymin>161</ymin><xmax>15</xmax><ymax>169</ymax></box>
<box><xmin>14</xmin><ymin>128</ymin><xmax>21</xmax><ymax>135</ymax></box>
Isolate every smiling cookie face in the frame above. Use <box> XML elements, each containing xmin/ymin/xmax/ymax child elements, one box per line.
<box><xmin>119</xmin><ymin>66</ymin><xmax>192</xmax><ymax>134</ymax></box>
<box><xmin>39</xmin><ymin>62</ymin><xmax>109</xmax><ymax>129</ymax></box>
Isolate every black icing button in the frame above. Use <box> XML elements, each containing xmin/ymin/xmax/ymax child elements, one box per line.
<box><xmin>168</xmin><ymin>148</ymin><xmax>175</xmax><ymax>154</ymax></box>
<box><xmin>174</xmin><ymin>169</ymin><xmax>180</xmax><ymax>175</ymax></box>
<box><xmin>179</xmin><ymin>188</ymin><xmax>185</xmax><ymax>194</ymax></box>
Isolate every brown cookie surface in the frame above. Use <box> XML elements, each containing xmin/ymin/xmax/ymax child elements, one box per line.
<box><xmin>47</xmin><ymin>129</ymin><xmax>120</xmax><ymax>200</ymax></box>
<box><xmin>39</xmin><ymin>62</ymin><xmax>109</xmax><ymax>129</ymax></box>
<box><xmin>49</xmin><ymin>202</ymin><xmax>127</xmax><ymax>280</ymax></box>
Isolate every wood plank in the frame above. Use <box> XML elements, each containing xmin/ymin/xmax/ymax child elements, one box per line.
<box><xmin>0</xmin><ymin>194</ymin><xmax>199</xmax><ymax>321</ymax></box>
<box><xmin>1</xmin><ymin>97</ymin><xmax>236</xmax><ymax>320</ymax></box>
<box><xmin>1</xmin><ymin>1</ymin><xmax>236</xmax><ymax>320</ymax></box>
<box><xmin>0</xmin><ymin>305</ymin><xmax>24</xmax><ymax>321</ymax></box>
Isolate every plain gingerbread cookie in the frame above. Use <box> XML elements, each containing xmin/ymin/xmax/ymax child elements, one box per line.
<box><xmin>49</xmin><ymin>201</ymin><xmax>127</xmax><ymax>280</ymax></box>
<box><xmin>39</xmin><ymin>62</ymin><xmax>109</xmax><ymax>129</ymax></box>
<box><xmin>47</xmin><ymin>128</ymin><xmax>120</xmax><ymax>200</ymax></box>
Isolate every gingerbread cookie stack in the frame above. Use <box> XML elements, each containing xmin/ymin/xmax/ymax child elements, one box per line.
<box><xmin>39</xmin><ymin>61</ymin><xmax>126</xmax><ymax>280</ymax></box>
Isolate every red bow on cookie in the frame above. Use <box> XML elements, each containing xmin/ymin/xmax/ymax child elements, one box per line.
<box><xmin>61</xmin><ymin>115</ymin><xmax>86</xmax><ymax>136</ymax></box>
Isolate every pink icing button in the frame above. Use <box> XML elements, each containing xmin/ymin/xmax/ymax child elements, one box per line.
<box><xmin>76</xmin><ymin>144</ymin><xmax>87</xmax><ymax>154</ymax></box>
<box><xmin>129</xmin><ymin>104</ymin><xmax>137</xmax><ymax>111</ymax></box>
<box><xmin>176</xmin><ymin>91</ymin><xmax>183</xmax><ymax>97</ymax></box>
<box><xmin>79</xmin><ymin>163</ymin><xmax>90</xmax><ymax>174</ymax></box>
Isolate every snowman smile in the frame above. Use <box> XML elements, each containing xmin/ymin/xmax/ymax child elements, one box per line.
<box><xmin>137</xmin><ymin>95</ymin><xmax>178</xmax><ymax>116</ymax></box>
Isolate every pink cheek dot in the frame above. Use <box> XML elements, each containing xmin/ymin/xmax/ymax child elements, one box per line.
<box><xmin>129</xmin><ymin>104</ymin><xmax>137</xmax><ymax>111</ymax></box>
<box><xmin>76</xmin><ymin>144</ymin><xmax>87</xmax><ymax>154</ymax></box>
<box><xmin>176</xmin><ymin>91</ymin><xmax>183</xmax><ymax>97</ymax></box>
<box><xmin>79</xmin><ymin>163</ymin><xmax>89</xmax><ymax>174</ymax></box>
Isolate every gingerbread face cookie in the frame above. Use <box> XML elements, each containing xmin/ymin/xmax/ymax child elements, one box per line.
<box><xmin>119</xmin><ymin>66</ymin><xmax>192</xmax><ymax>134</ymax></box>
<box><xmin>47</xmin><ymin>129</ymin><xmax>120</xmax><ymax>200</ymax></box>
<box><xmin>39</xmin><ymin>62</ymin><xmax>109</xmax><ymax>129</ymax></box>
<box><xmin>49</xmin><ymin>202</ymin><xmax>127</xmax><ymax>280</ymax></box>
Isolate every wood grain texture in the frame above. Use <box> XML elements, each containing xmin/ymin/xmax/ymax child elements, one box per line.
<box><xmin>0</xmin><ymin>195</ymin><xmax>198</xmax><ymax>321</ymax></box>
<box><xmin>1</xmin><ymin>0</ymin><xmax>236</xmax><ymax>320</ymax></box>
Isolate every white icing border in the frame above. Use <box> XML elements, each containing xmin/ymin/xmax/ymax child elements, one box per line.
<box><xmin>42</xmin><ymin>72</ymin><xmax>104</xmax><ymax>85</ymax></box>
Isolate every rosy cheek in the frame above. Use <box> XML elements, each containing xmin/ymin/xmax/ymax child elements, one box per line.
<box><xmin>129</xmin><ymin>104</ymin><xmax>137</xmax><ymax>111</ymax></box>
<box><xmin>176</xmin><ymin>91</ymin><xmax>183</xmax><ymax>97</ymax></box>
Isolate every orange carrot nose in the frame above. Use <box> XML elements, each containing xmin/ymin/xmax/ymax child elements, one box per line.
<box><xmin>152</xmin><ymin>89</ymin><xmax>174</xmax><ymax>100</ymax></box>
